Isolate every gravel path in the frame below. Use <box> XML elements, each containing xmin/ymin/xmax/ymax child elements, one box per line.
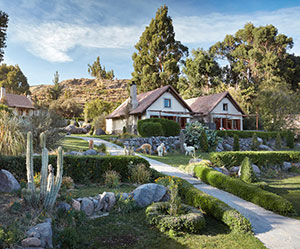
<box><xmin>75</xmin><ymin>136</ymin><xmax>300</xmax><ymax>249</ymax></box>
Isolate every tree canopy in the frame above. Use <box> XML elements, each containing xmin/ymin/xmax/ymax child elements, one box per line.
<box><xmin>0</xmin><ymin>64</ymin><xmax>30</xmax><ymax>95</ymax></box>
<box><xmin>84</xmin><ymin>99</ymin><xmax>116</xmax><ymax>122</ymax></box>
<box><xmin>88</xmin><ymin>56</ymin><xmax>114</xmax><ymax>80</ymax></box>
<box><xmin>0</xmin><ymin>11</ymin><xmax>8</xmax><ymax>63</ymax></box>
<box><xmin>132</xmin><ymin>5</ymin><xmax>188</xmax><ymax>92</ymax></box>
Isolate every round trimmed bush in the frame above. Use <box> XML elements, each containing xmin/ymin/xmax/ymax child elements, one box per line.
<box><xmin>146</xmin><ymin>202</ymin><xmax>206</xmax><ymax>233</ymax></box>
<box><xmin>140</xmin><ymin>122</ymin><xmax>164</xmax><ymax>137</ymax></box>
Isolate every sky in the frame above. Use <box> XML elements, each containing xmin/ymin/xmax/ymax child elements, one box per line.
<box><xmin>0</xmin><ymin>0</ymin><xmax>300</xmax><ymax>86</ymax></box>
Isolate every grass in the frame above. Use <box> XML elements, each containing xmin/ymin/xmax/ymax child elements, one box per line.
<box><xmin>61</xmin><ymin>137</ymin><xmax>89</xmax><ymax>151</ymax></box>
<box><xmin>145</xmin><ymin>152</ymin><xmax>210</xmax><ymax>168</ymax></box>
<box><xmin>62</xmin><ymin>185</ymin><xmax>266</xmax><ymax>249</ymax></box>
<box><xmin>263</xmin><ymin>175</ymin><xmax>300</xmax><ymax>219</ymax></box>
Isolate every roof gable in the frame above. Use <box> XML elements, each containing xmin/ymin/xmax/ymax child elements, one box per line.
<box><xmin>106</xmin><ymin>85</ymin><xmax>192</xmax><ymax>119</ymax></box>
<box><xmin>186</xmin><ymin>91</ymin><xmax>244</xmax><ymax>115</ymax></box>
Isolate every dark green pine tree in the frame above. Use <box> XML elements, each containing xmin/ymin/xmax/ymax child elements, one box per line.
<box><xmin>48</xmin><ymin>71</ymin><xmax>63</xmax><ymax>100</ymax></box>
<box><xmin>132</xmin><ymin>5</ymin><xmax>188</xmax><ymax>92</ymax></box>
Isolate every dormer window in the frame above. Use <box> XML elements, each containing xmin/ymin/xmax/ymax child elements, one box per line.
<box><xmin>164</xmin><ymin>98</ymin><xmax>171</xmax><ymax>108</ymax></box>
<box><xmin>223</xmin><ymin>103</ymin><xmax>228</xmax><ymax>111</ymax></box>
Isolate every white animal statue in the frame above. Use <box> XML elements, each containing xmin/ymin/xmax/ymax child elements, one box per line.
<box><xmin>157</xmin><ymin>143</ymin><xmax>166</xmax><ymax>157</ymax></box>
<box><xmin>183</xmin><ymin>143</ymin><xmax>196</xmax><ymax>156</ymax></box>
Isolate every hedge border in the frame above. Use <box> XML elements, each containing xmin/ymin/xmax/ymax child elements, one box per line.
<box><xmin>216</xmin><ymin>130</ymin><xmax>291</xmax><ymax>139</ymax></box>
<box><xmin>210</xmin><ymin>151</ymin><xmax>300</xmax><ymax>167</ymax></box>
<box><xmin>193</xmin><ymin>164</ymin><xmax>295</xmax><ymax>215</ymax></box>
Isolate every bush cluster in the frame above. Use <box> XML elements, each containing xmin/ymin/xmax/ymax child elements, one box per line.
<box><xmin>193</xmin><ymin>164</ymin><xmax>295</xmax><ymax>215</ymax></box>
<box><xmin>216</xmin><ymin>130</ymin><xmax>292</xmax><ymax>139</ymax></box>
<box><xmin>137</xmin><ymin>118</ymin><xmax>180</xmax><ymax>137</ymax></box>
<box><xmin>139</xmin><ymin>122</ymin><xmax>164</xmax><ymax>137</ymax></box>
<box><xmin>155</xmin><ymin>176</ymin><xmax>252</xmax><ymax>234</ymax></box>
<box><xmin>210</xmin><ymin>151</ymin><xmax>300</xmax><ymax>167</ymax></box>
<box><xmin>0</xmin><ymin>155</ymin><xmax>150</xmax><ymax>184</ymax></box>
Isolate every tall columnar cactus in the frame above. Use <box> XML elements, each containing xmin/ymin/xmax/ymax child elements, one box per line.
<box><xmin>24</xmin><ymin>131</ymin><xmax>64</xmax><ymax>210</ymax></box>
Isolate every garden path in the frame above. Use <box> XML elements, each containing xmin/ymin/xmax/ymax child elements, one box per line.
<box><xmin>75</xmin><ymin>136</ymin><xmax>300</xmax><ymax>249</ymax></box>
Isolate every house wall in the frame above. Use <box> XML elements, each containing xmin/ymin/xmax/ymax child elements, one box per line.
<box><xmin>210</xmin><ymin>97</ymin><xmax>243</xmax><ymax>130</ymax></box>
<box><xmin>12</xmin><ymin>108</ymin><xmax>34</xmax><ymax>116</ymax></box>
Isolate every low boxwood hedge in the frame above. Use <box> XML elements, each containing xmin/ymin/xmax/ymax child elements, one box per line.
<box><xmin>156</xmin><ymin>176</ymin><xmax>252</xmax><ymax>234</ymax></box>
<box><xmin>210</xmin><ymin>151</ymin><xmax>300</xmax><ymax>167</ymax></box>
<box><xmin>146</xmin><ymin>202</ymin><xmax>206</xmax><ymax>233</ymax></box>
<box><xmin>216</xmin><ymin>130</ymin><xmax>290</xmax><ymax>139</ymax></box>
<box><xmin>0</xmin><ymin>155</ymin><xmax>150</xmax><ymax>184</ymax></box>
<box><xmin>137</xmin><ymin>118</ymin><xmax>180</xmax><ymax>137</ymax></box>
<box><xmin>193</xmin><ymin>164</ymin><xmax>295</xmax><ymax>215</ymax></box>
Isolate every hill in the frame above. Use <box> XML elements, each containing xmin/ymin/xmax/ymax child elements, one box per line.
<box><xmin>30</xmin><ymin>78</ymin><xmax>129</xmax><ymax>107</ymax></box>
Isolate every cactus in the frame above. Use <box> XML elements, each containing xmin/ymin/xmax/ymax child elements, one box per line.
<box><xmin>24</xmin><ymin>131</ymin><xmax>64</xmax><ymax>210</ymax></box>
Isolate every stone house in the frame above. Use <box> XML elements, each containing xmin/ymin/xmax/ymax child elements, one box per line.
<box><xmin>186</xmin><ymin>91</ymin><xmax>245</xmax><ymax>130</ymax></box>
<box><xmin>106</xmin><ymin>84</ymin><xmax>193</xmax><ymax>134</ymax></box>
<box><xmin>0</xmin><ymin>87</ymin><xmax>35</xmax><ymax>116</ymax></box>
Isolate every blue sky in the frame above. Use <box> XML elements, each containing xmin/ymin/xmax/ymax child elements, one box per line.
<box><xmin>0</xmin><ymin>0</ymin><xmax>300</xmax><ymax>86</ymax></box>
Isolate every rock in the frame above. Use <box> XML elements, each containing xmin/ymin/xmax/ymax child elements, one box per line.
<box><xmin>21</xmin><ymin>237</ymin><xmax>42</xmax><ymax>247</ymax></box>
<box><xmin>189</xmin><ymin>158</ymin><xmax>202</xmax><ymax>164</ymax></box>
<box><xmin>213</xmin><ymin>167</ymin><xmax>229</xmax><ymax>175</ymax></box>
<box><xmin>257</xmin><ymin>137</ymin><xmax>263</xmax><ymax>144</ymax></box>
<box><xmin>230</xmin><ymin>166</ymin><xmax>240</xmax><ymax>176</ymax></box>
<box><xmin>0</xmin><ymin>169</ymin><xmax>20</xmax><ymax>192</ymax></box>
<box><xmin>282</xmin><ymin>162</ymin><xmax>292</xmax><ymax>171</ymax></box>
<box><xmin>72</xmin><ymin>199</ymin><xmax>81</xmax><ymax>211</ymax></box>
<box><xmin>216</xmin><ymin>143</ymin><xmax>224</xmax><ymax>152</ymax></box>
<box><xmin>95</xmin><ymin>192</ymin><xmax>116</xmax><ymax>212</ymax></box>
<box><xmin>258</xmin><ymin>144</ymin><xmax>273</xmax><ymax>151</ymax></box>
<box><xmin>94</xmin><ymin>128</ymin><xmax>106</xmax><ymax>135</ymax></box>
<box><xmin>223</xmin><ymin>143</ymin><xmax>233</xmax><ymax>151</ymax></box>
<box><xmin>252</xmin><ymin>164</ymin><xmax>261</xmax><ymax>177</ymax></box>
<box><xmin>57</xmin><ymin>202</ymin><xmax>71</xmax><ymax>212</ymax></box>
<box><xmin>131</xmin><ymin>183</ymin><xmax>167</xmax><ymax>207</ymax></box>
<box><xmin>80</xmin><ymin>197</ymin><xmax>94</xmax><ymax>216</ymax></box>
<box><xmin>64</xmin><ymin>125</ymin><xmax>87</xmax><ymax>134</ymax></box>
<box><xmin>83</xmin><ymin>123</ymin><xmax>92</xmax><ymax>131</ymax></box>
<box><xmin>119</xmin><ymin>193</ymin><xmax>128</xmax><ymax>200</ymax></box>
<box><xmin>26</xmin><ymin>219</ymin><xmax>53</xmax><ymax>248</ymax></box>
<box><xmin>84</xmin><ymin>149</ymin><xmax>98</xmax><ymax>156</ymax></box>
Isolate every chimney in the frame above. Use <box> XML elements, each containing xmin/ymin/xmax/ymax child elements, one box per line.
<box><xmin>130</xmin><ymin>82</ymin><xmax>138</xmax><ymax>110</ymax></box>
<box><xmin>0</xmin><ymin>86</ymin><xmax>5</xmax><ymax>100</ymax></box>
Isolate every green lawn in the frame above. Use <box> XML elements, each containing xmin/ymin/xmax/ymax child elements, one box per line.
<box><xmin>61</xmin><ymin>137</ymin><xmax>90</xmax><ymax>151</ymax></box>
<box><xmin>263</xmin><ymin>175</ymin><xmax>300</xmax><ymax>219</ymax></box>
<box><xmin>62</xmin><ymin>185</ymin><xmax>266</xmax><ymax>249</ymax></box>
<box><xmin>145</xmin><ymin>152</ymin><xmax>210</xmax><ymax>167</ymax></box>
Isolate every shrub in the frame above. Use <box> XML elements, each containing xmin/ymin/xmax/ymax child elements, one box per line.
<box><xmin>0</xmin><ymin>111</ymin><xmax>25</xmax><ymax>156</ymax></box>
<box><xmin>139</xmin><ymin>122</ymin><xmax>164</xmax><ymax>137</ymax></box>
<box><xmin>184</xmin><ymin>121</ymin><xmax>219</xmax><ymax>150</ymax></box>
<box><xmin>233</xmin><ymin>134</ymin><xmax>240</xmax><ymax>151</ymax></box>
<box><xmin>240</xmin><ymin>157</ymin><xmax>256</xmax><ymax>183</ymax></box>
<box><xmin>115</xmin><ymin>195</ymin><xmax>139</xmax><ymax>214</ymax></box>
<box><xmin>61</xmin><ymin>176</ymin><xmax>74</xmax><ymax>189</ymax></box>
<box><xmin>210</xmin><ymin>151</ymin><xmax>300</xmax><ymax>168</ymax></box>
<box><xmin>137</xmin><ymin>118</ymin><xmax>180</xmax><ymax>137</ymax></box>
<box><xmin>286</xmin><ymin>130</ymin><xmax>294</xmax><ymax>149</ymax></box>
<box><xmin>200</xmin><ymin>130</ymin><xmax>209</xmax><ymax>152</ymax></box>
<box><xmin>193</xmin><ymin>164</ymin><xmax>295</xmax><ymax>215</ymax></box>
<box><xmin>95</xmin><ymin>143</ymin><xmax>106</xmax><ymax>154</ymax></box>
<box><xmin>104</xmin><ymin>170</ymin><xmax>120</xmax><ymax>187</ymax></box>
<box><xmin>155</xmin><ymin>176</ymin><xmax>252</xmax><ymax>233</ymax></box>
<box><xmin>129</xmin><ymin>163</ymin><xmax>151</xmax><ymax>184</ymax></box>
<box><xmin>0</xmin><ymin>155</ymin><xmax>150</xmax><ymax>183</ymax></box>
<box><xmin>251</xmin><ymin>133</ymin><xmax>259</xmax><ymax>151</ymax></box>
<box><xmin>216</xmin><ymin>130</ymin><xmax>290</xmax><ymax>139</ymax></box>
<box><xmin>275</xmin><ymin>133</ymin><xmax>281</xmax><ymax>150</ymax></box>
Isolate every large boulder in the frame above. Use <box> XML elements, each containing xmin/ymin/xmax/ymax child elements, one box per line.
<box><xmin>95</xmin><ymin>192</ymin><xmax>116</xmax><ymax>212</ymax></box>
<box><xmin>94</xmin><ymin>128</ymin><xmax>106</xmax><ymax>135</ymax></box>
<box><xmin>65</xmin><ymin>125</ymin><xmax>87</xmax><ymax>134</ymax></box>
<box><xmin>26</xmin><ymin>218</ymin><xmax>53</xmax><ymax>248</ymax></box>
<box><xmin>282</xmin><ymin>162</ymin><xmax>292</xmax><ymax>171</ymax></box>
<box><xmin>80</xmin><ymin>197</ymin><xmax>94</xmax><ymax>216</ymax></box>
<box><xmin>84</xmin><ymin>149</ymin><xmax>98</xmax><ymax>156</ymax></box>
<box><xmin>0</xmin><ymin>169</ymin><xmax>20</xmax><ymax>192</ymax></box>
<box><xmin>132</xmin><ymin>183</ymin><xmax>167</xmax><ymax>207</ymax></box>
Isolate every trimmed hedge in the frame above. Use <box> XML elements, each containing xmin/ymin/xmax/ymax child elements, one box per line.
<box><xmin>137</xmin><ymin>118</ymin><xmax>180</xmax><ymax>137</ymax></box>
<box><xmin>210</xmin><ymin>151</ymin><xmax>300</xmax><ymax>167</ymax></box>
<box><xmin>0</xmin><ymin>155</ymin><xmax>150</xmax><ymax>184</ymax></box>
<box><xmin>193</xmin><ymin>164</ymin><xmax>295</xmax><ymax>215</ymax></box>
<box><xmin>216</xmin><ymin>130</ymin><xmax>291</xmax><ymax>139</ymax></box>
<box><xmin>156</xmin><ymin>176</ymin><xmax>252</xmax><ymax>234</ymax></box>
<box><xmin>140</xmin><ymin>122</ymin><xmax>164</xmax><ymax>137</ymax></box>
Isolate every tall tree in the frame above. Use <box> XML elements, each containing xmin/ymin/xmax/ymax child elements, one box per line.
<box><xmin>132</xmin><ymin>5</ymin><xmax>188</xmax><ymax>92</ymax></box>
<box><xmin>178</xmin><ymin>48</ymin><xmax>221</xmax><ymax>98</ymax></box>
<box><xmin>0</xmin><ymin>64</ymin><xmax>30</xmax><ymax>94</ymax></box>
<box><xmin>88</xmin><ymin>56</ymin><xmax>114</xmax><ymax>80</ymax></box>
<box><xmin>48</xmin><ymin>71</ymin><xmax>63</xmax><ymax>100</ymax></box>
<box><xmin>0</xmin><ymin>11</ymin><xmax>8</xmax><ymax>63</ymax></box>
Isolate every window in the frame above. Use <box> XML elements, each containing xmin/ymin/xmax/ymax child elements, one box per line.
<box><xmin>164</xmin><ymin>98</ymin><xmax>171</xmax><ymax>108</ymax></box>
<box><xmin>223</xmin><ymin>103</ymin><xmax>228</xmax><ymax>111</ymax></box>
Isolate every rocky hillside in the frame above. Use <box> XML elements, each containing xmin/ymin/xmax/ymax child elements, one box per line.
<box><xmin>30</xmin><ymin>78</ymin><xmax>129</xmax><ymax>107</ymax></box>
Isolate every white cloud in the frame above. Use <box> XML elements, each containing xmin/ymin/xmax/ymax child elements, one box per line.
<box><xmin>10</xmin><ymin>6</ymin><xmax>300</xmax><ymax>62</ymax></box>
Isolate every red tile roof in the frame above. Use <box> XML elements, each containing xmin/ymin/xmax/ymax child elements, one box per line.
<box><xmin>4</xmin><ymin>93</ymin><xmax>35</xmax><ymax>109</ymax></box>
<box><xmin>106</xmin><ymin>85</ymin><xmax>192</xmax><ymax>119</ymax></box>
<box><xmin>186</xmin><ymin>91</ymin><xmax>244</xmax><ymax>115</ymax></box>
